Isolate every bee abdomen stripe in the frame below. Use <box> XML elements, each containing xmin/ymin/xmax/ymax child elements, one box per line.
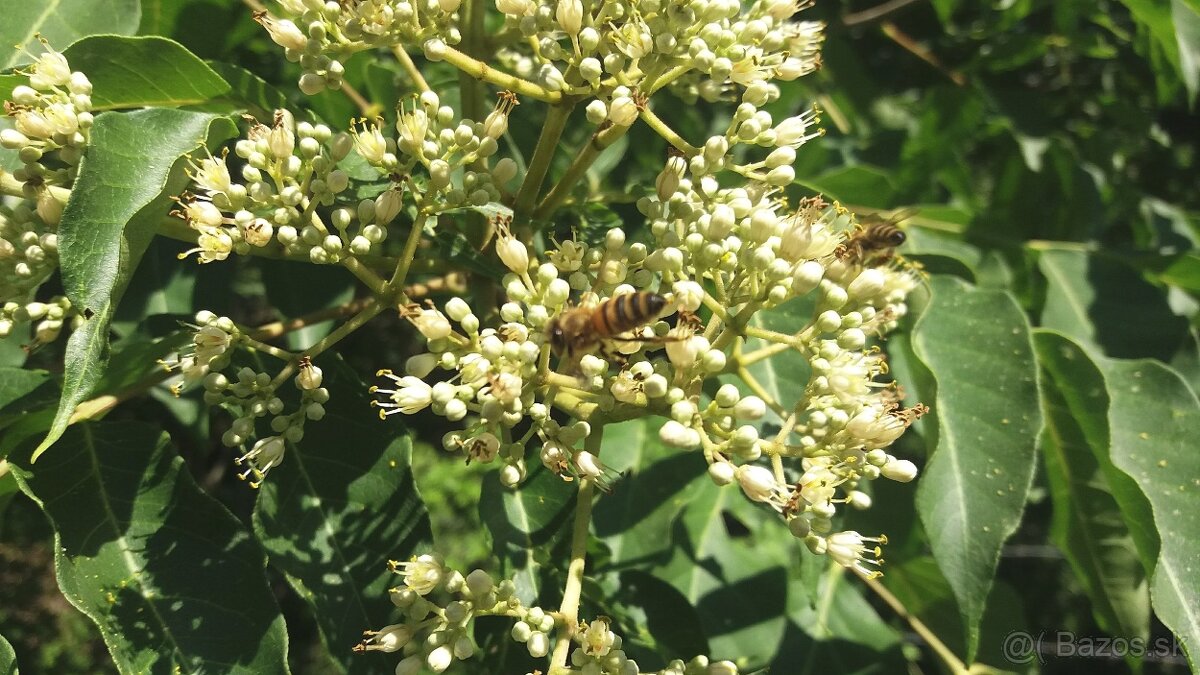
<box><xmin>614</xmin><ymin>295</ymin><xmax>631</xmax><ymax>329</ymax></box>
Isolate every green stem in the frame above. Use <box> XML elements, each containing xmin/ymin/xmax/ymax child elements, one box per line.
<box><xmin>241</xmin><ymin>335</ymin><xmax>296</xmax><ymax>361</ymax></box>
<box><xmin>640</xmin><ymin>106</ymin><xmax>699</xmax><ymax>156</ymax></box>
<box><xmin>458</xmin><ymin>0</ymin><xmax>487</xmax><ymax>123</ymax></box>
<box><xmin>439</xmin><ymin>45</ymin><xmax>563</xmax><ymax>103</ymax></box>
<box><xmin>389</xmin><ymin>214</ymin><xmax>432</xmax><ymax>290</ymax></box>
<box><xmin>513</xmin><ymin>102</ymin><xmax>575</xmax><ymax>226</ymax></box>
<box><xmin>343</xmin><ymin>257</ymin><xmax>389</xmax><ymax>295</ymax></box>
<box><xmin>742</xmin><ymin>324</ymin><xmax>801</xmax><ymax>348</ymax></box>
<box><xmin>738</xmin><ymin>341</ymin><xmax>790</xmax><ymax>366</ymax></box>
<box><xmin>391</xmin><ymin>45</ymin><xmax>431</xmax><ymax>93</ymax></box>
<box><xmin>857</xmin><ymin>569</ymin><xmax>970</xmax><ymax>674</ymax></box>
<box><xmin>533</xmin><ymin>122</ymin><xmax>628</xmax><ymax>220</ymax></box>
<box><xmin>549</xmin><ymin>427</ymin><xmax>602</xmax><ymax>673</ymax></box>
<box><xmin>270</xmin><ymin>298</ymin><xmax>386</xmax><ymax>388</ymax></box>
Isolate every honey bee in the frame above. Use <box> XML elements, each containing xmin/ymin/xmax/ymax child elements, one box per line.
<box><xmin>837</xmin><ymin>212</ymin><xmax>910</xmax><ymax>265</ymax></box>
<box><xmin>546</xmin><ymin>292</ymin><xmax>670</xmax><ymax>359</ymax></box>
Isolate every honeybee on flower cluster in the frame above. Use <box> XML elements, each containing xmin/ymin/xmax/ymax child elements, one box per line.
<box><xmin>545</xmin><ymin>291</ymin><xmax>678</xmax><ymax>364</ymax></box>
<box><xmin>836</xmin><ymin>210</ymin><xmax>912</xmax><ymax>266</ymax></box>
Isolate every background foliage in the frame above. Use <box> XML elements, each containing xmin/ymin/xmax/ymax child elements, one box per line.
<box><xmin>0</xmin><ymin>0</ymin><xmax>1198</xmax><ymax>673</ymax></box>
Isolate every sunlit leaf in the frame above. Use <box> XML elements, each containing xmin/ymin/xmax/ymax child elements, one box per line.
<box><xmin>479</xmin><ymin>464</ymin><xmax>575</xmax><ymax>603</ymax></box>
<box><xmin>911</xmin><ymin>275</ymin><xmax>1041</xmax><ymax>660</ymax></box>
<box><xmin>35</xmin><ymin>109</ymin><xmax>236</xmax><ymax>459</ymax></box>
<box><xmin>9</xmin><ymin>422</ymin><xmax>289</xmax><ymax>673</ymax></box>
<box><xmin>61</xmin><ymin>35</ymin><xmax>230</xmax><ymax>110</ymax></box>
<box><xmin>1098</xmin><ymin>358</ymin><xmax>1200</xmax><ymax>670</ymax></box>
<box><xmin>1037</xmin><ymin>248</ymin><xmax>1188</xmax><ymax>361</ymax></box>
<box><xmin>1035</xmin><ymin>330</ymin><xmax>1151</xmax><ymax>648</ymax></box>
<box><xmin>0</xmin><ymin>1</ymin><xmax>139</xmax><ymax>69</ymax></box>
<box><xmin>254</xmin><ymin>359</ymin><xmax>431</xmax><ymax>674</ymax></box>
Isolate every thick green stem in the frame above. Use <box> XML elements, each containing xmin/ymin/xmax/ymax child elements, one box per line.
<box><xmin>391</xmin><ymin>46</ymin><xmax>431</xmax><ymax>93</ymax></box>
<box><xmin>270</xmin><ymin>298</ymin><xmax>386</xmax><ymax>388</ymax></box>
<box><xmin>640</xmin><ymin>106</ymin><xmax>699</xmax><ymax>156</ymax></box>
<box><xmin>513</xmin><ymin>102</ymin><xmax>575</xmax><ymax>227</ymax></box>
<box><xmin>389</xmin><ymin>215</ymin><xmax>433</xmax><ymax>290</ymax></box>
<box><xmin>440</xmin><ymin>45</ymin><xmax>563</xmax><ymax>103</ymax></box>
<box><xmin>534</xmin><ymin>122</ymin><xmax>629</xmax><ymax>220</ymax></box>
<box><xmin>458</xmin><ymin>0</ymin><xmax>487</xmax><ymax>123</ymax></box>
<box><xmin>549</xmin><ymin>427</ymin><xmax>602</xmax><ymax>673</ymax></box>
<box><xmin>857</xmin><ymin>569</ymin><xmax>971</xmax><ymax>675</ymax></box>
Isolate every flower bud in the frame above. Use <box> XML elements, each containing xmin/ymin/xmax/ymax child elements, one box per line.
<box><xmin>734</xmin><ymin>396</ymin><xmax>766</xmax><ymax>420</ymax></box>
<box><xmin>297</xmin><ymin>363</ymin><xmax>323</xmax><ymax>390</ymax></box>
<box><xmin>585</xmin><ymin>99</ymin><xmax>608</xmax><ymax>124</ymax></box>
<box><xmin>882</xmin><ymin>458</ymin><xmax>918</xmax><ymax>482</ymax></box>
<box><xmin>556</xmin><ymin>0</ymin><xmax>583</xmax><ymax>35</ymax></box>
<box><xmin>659</xmin><ymin>420</ymin><xmax>701</xmax><ymax>449</ymax></box>
<box><xmin>708</xmin><ymin>461</ymin><xmax>735</xmax><ymax>486</ymax></box>
<box><xmin>609</xmin><ymin>96</ymin><xmax>638</xmax><ymax>126</ymax></box>
<box><xmin>496</xmin><ymin>235</ymin><xmax>529</xmax><ymax>274</ymax></box>
<box><xmin>847</xmin><ymin>268</ymin><xmax>886</xmax><ymax>300</ymax></box>
<box><xmin>735</xmin><ymin>464</ymin><xmax>779</xmax><ymax>504</ymax></box>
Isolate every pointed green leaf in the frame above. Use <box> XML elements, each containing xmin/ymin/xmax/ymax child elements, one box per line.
<box><xmin>61</xmin><ymin>35</ymin><xmax>231</xmax><ymax>110</ymax></box>
<box><xmin>0</xmin><ymin>0</ymin><xmax>139</xmax><ymax>69</ymax></box>
<box><xmin>593</xmin><ymin>419</ymin><xmax>693</xmax><ymax>566</ymax></box>
<box><xmin>1037</xmin><ymin>248</ymin><xmax>1188</xmax><ymax>361</ymax></box>
<box><xmin>771</xmin><ymin>566</ymin><xmax>905</xmax><ymax>675</ymax></box>
<box><xmin>8</xmin><ymin>422</ymin><xmax>289</xmax><ymax>673</ymax></box>
<box><xmin>0</xmin><ymin>632</ymin><xmax>16</xmax><ymax>675</ymax></box>
<box><xmin>911</xmin><ymin>275</ymin><xmax>1041</xmax><ymax>660</ymax></box>
<box><xmin>629</xmin><ymin>462</ymin><xmax>790</xmax><ymax>666</ymax></box>
<box><xmin>479</xmin><ymin>464</ymin><xmax>575</xmax><ymax>603</ymax></box>
<box><xmin>36</xmin><ymin>108</ymin><xmax>237</xmax><ymax>459</ymax></box>
<box><xmin>1098</xmin><ymin>358</ymin><xmax>1200</xmax><ymax>669</ymax></box>
<box><xmin>1035</xmin><ymin>330</ymin><xmax>1151</xmax><ymax>647</ymax></box>
<box><xmin>253</xmin><ymin>359</ymin><xmax>432</xmax><ymax>674</ymax></box>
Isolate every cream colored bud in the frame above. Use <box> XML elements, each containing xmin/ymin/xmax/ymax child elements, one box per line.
<box><xmin>556</xmin><ymin>0</ymin><xmax>583</xmax><ymax>35</ymax></box>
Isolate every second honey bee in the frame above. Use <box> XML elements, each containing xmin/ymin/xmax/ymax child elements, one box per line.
<box><xmin>546</xmin><ymin>291</ymin><xmax>669</xmax><ymax>359</ymax></box>
<box><xmin>837</xmin><ymin>215</ymin><xmax>908</xmax><ymax>265</ymax></box>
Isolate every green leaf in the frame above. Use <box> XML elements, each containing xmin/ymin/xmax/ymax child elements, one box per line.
<box><xmin>0</xmin><ymin>367</ymin><xmax>51</xmax><ymax>414</ymax></box>
<box><xmin>204</xmin><ymin>61</ymin><xmax>290</xmax><ymax>118</ymax></box>
<box><xmin>1175</xmin><ymin>0</ymin><xmax>1200</xmax><ymax>101</ymax></box>
<box><xmin>35</xmin><ymin>108</ymin><xmax>237</xmax><ymax>460</ymax></box>
<box><xmin>0</xmin><ymin>0</ymin><xmax>140</xmax><ymax>69</ymax></box>
<box><xmin>771</xmin><ymin>567</ymin><xmax>905</xmax><ymax>675</ymax></box>
<box><xmin>479</xmin><ymin>464</ymin><xmax>575</xmax><ymax>603</ymax></box>
<box><xmin>259</xmin><ymin>258</ymin><xmax>356</xmax><ymax>350</ymax></box>
<box><xmin>1037</xmin><ymin>248</ymin><xmax>1188</xmax><ymax>361</ymax></box>
<box><xmin>1153</xmin><ymin>253</ymin><xmax>1200</xmax><ymax>292</ymax></box>
<box><xmin>1035</xmin><ymin>331</ymin><xmax>1151</xmax><ymax>646</ymax></box>
<box><xmin>1098</xmin><ymin>358</ymin><xmax>1200</xmax><ymax>669</ymax></box>
<box><xmin>0</xmin><ymin>367</ymin><xmax>55</xmax><ymax>436</ymax></box>
<box><xmin>911</xmin><ymin>275</ymin><xmax>1041</xmax><ymax>661</ymax></box>
<box><xmin>0</xmin><ymin>631</ymin><xmax>16</xmax><ymax>675</ymax></box>
<box><xmin>8</xmin><ymin>422</ymin><xmax>289</xmax><ymax>673</ymax></box>
<box><xmin>593</xmin><ymin>420</ymin><xmax>694</xmax><ymax>567</ymax></box>
<box><xmin>61</xmin><ymin>35</ymin><xmax>231</xmax><ymax>110</ymax></box>
<box><xmin>254</xmin><ymin>359</ymin><xmax>431</xmax><ymax>674</ymax></box>
<box><xmin>619</xmin><ymin>457</ymin><xmax>790</xmax><ymax>667</ymax></box>
<box><xmin>798</xmin><ymin>165</ymin><xmax>896</xmax><ymax>207</ymax></box>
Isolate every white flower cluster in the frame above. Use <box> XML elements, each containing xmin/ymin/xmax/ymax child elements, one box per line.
<box><xmin>364</xmin><ymin>555</ymin><xmax>740</xmax><ymax>675</ymax></box>
<box><xmin>256</xmin><ymin>0</ymin><xmax>461</xmax><ymax>95</ymax></box>
<box><xmin>0</xmin><ymin>41</ymin><xmax>93</xmax><ymax>347</ymax></box>
<box><xmin>350</xmin><ymin>89</ymin><xmax>514</xmax><ymax>206</ymax></box>
<box><xmin>1</xmin><ymin>39</ymin><xmax>94</xmax><ymax>185</ymax></box>
<box><xmin>161</xmin><ymin>311</ymin><xmax>328</xmax><ymax>486</ymax></box>
<box><xmin>491</xmin><ymin>0</ymin><xmax>823</xmax><ymax>101</ymax></box>
<box><xmin>179</xmin><ymin>92</ymin><xmax>518</xmax><ymax>265</ymax></box>
<box><xmin>358</xmin><ymin>555</ymin><xmax>535</xmax><ymax>672</ymax></box>
<box><xmin>177</xmin><ymin>110</ymin><xmax>385</xmax><ymax>264</ymax></box>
